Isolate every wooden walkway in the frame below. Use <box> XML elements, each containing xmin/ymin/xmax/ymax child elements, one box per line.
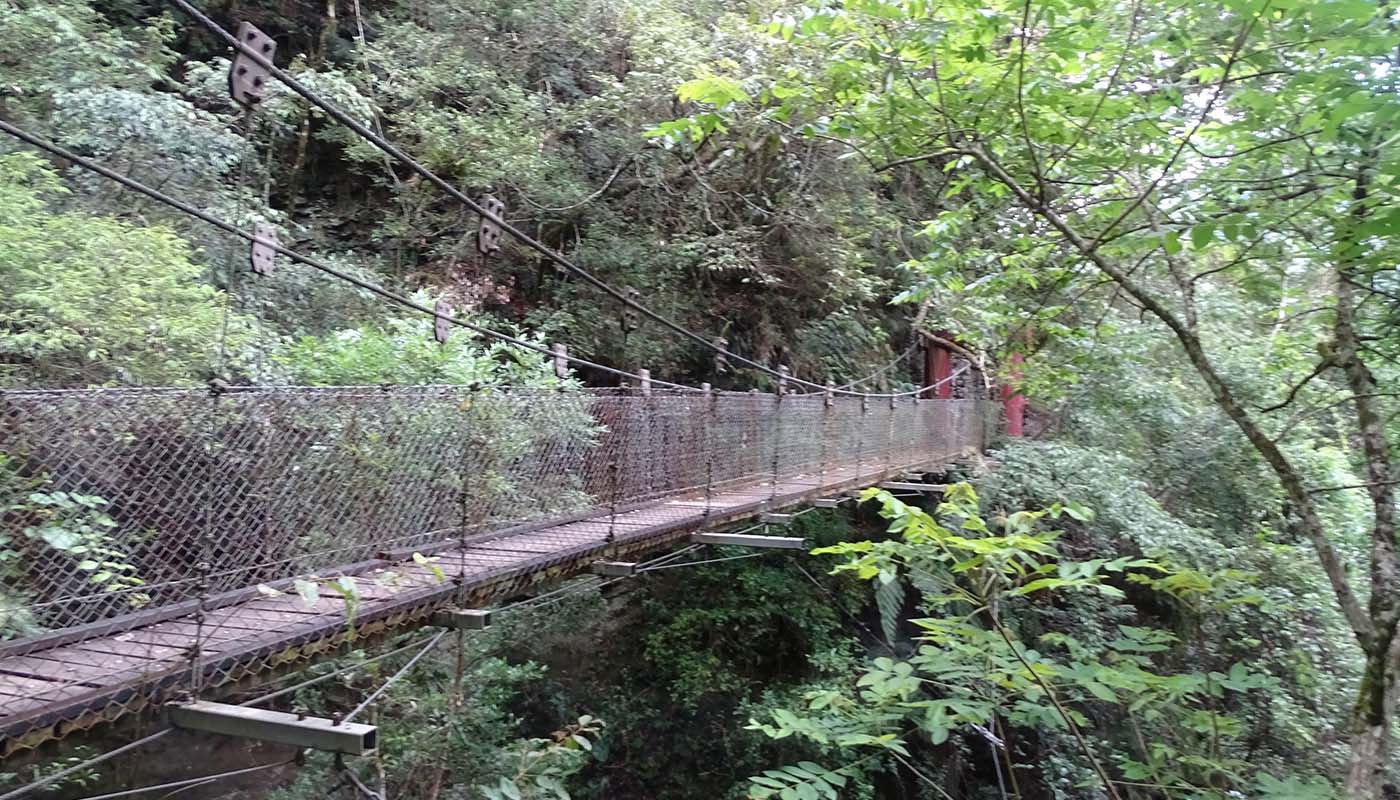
<box><xmin>0</xmin><ymin>448</ymin><xmax>968</xmax><ymax>755</ymax></box>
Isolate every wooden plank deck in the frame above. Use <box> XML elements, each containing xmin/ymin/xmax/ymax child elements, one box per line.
<box><xmin>0</xmin><ymin>450</ymin><xmax>966</xmax><ymax>755</ymax></box>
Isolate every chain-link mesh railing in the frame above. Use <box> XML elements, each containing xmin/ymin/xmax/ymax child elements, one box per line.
<box><xmin>0</xmin><ymin>385</ymin><xmax>989</xmax><ymax>750</ymax></box>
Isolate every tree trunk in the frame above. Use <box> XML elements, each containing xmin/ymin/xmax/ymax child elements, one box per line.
<box><xmin>1346</xmin><ymin>635</ymin><xmax>1400</xmax><ymax>798</ymax></box>
<box><xmin>1346</xmin><ymin>710</ymin><xmax>1389</xmax><ymax>797</ymax></box>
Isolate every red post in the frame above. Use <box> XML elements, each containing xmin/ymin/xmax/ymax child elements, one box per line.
<box><xmin>933</xmin><ymin>338</ymin><xmax>954</xmax><ymax>401</ymax></box>
<box><xmin>921</xmin><ymin>332</ymin><xmax>955</xmax><ymax>400</ymax></box>
<box><xmin>1003</xmin><ymin>351</ymin><xmax>1026</xmax><ymax>437</ymax></box>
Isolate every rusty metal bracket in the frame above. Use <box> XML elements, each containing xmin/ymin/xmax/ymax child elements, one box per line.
<box><xmin>228</xmin><ymin>22</ymin><xmax>276</xmax><ymax>107</ymax></box>
<box><xmin>621</xmin><ymin>286</ymin><xmax>641</xmax><ymax>334</ymax></box>
<box><xmin>250</xmin><ymin>223</ymin><xmax>277</xmax><ymax>276</ymax></box>
<box><xmin>552</xmin><ymin>343</ymin><xmax>569</xmax><ymax>380</ymax></box>
<box><xmin>712</xmin><ymin>336</ymin><xmax>730</xmax><ymax>375</ymax></box>
<box><xmin>477</xmin><ymin>195</ymin><xmax>505</xmax><ymax>255</ymax></box>
<box><xmin>433</xmin><ymin>300</ymin><xmax>452</xmax><ymax>345</ymax></box>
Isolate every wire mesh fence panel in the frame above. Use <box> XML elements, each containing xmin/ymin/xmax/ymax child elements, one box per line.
<box><xmin>0</xmin><ymin>383</ymin><xmax>992</xmax><ymax>747</ymax></box>
<box><xmin>773</xmin><ymin>395</ymin><xmax>827</xmax><ymax>489</ymax></box>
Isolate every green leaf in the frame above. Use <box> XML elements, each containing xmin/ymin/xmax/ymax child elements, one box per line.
<box><xmin>1162</xmin><ymin>230</ymin><xmax>1182</xmax><ymax>255</ymax></box>
<box><xmin>677</xmin><ymin>76</ymin><xmax>750</xmax><ymax>106</ymax></box>
<box><xmin>293</xmin><ymin>578</ymin><xmax>320</xmax><ymax>608</ymax></box>
<box><xmin>1191</xmin><ymin>223</ymin><xmax>1215</xmax><ymax>249</ymax></box>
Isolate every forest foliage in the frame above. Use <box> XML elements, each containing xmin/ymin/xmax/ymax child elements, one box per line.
<box><xmin>2</xmin><ymin>0</ymin><xmax>1399</xmax><ymax>797</ymax></box>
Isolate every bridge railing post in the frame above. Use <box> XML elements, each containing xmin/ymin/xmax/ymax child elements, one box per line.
<box><xmin>768</xmin><ymin>366</ymin><xmax>788</xmax><ymax>510</ymax></box>
<box><xmin>821</xmin><ymin>381</ymin><xmax>834</xmax><ymax>483</ymax></box>
<box><xmin>605</xmin><ymin>383</ymin><xmax>629</xmax><ymax>545</ymax></box>
<box><xmin>701</xmin><ymin>382</ymin><xmax>716</xmax><ymax>522</ymax></box>
<box><xmin>885</xmin><ymin>395</ymin><xmax>897</xmax><ymax>473</ymax></box>
<box><xmin>638</xmin><ymin>369</ymin><xmax>658</xmax><ymax>502</ymax></box>
<box><xmin>851</xmin><ymin>395</ymin><xmax>862</xmax><ymax>481</ymax></box>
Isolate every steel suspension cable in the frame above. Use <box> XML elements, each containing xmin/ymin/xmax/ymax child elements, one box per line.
<box><xmin>0</xmin><ymin>120</ymin><xmax>700</xmax><ymax>393</ymax></box>
<box><xmin>0</xmin><ymin>116</ymin><xmax>972</xmax><ymax>399</ymax></box>
<box><xmin>241</xmin><ymin>632</ymin><xmax>443</xmax><ymax>708</ymax></box>
<box><xmin>159</xmin><ymin>0</ymin><xmax>960</xmax><ymax>400</ymax></box>
<box><xmin>637</xmin><ymin>550</ymin><xmax>768</xmax><ymax>572</ymax></box>
<box><xmin>833</xmin><ymin>341</ymin><xmax>919</xmax><ymax>391</ymax></box>
<box><xmin>341</xmin><ymin>629</ymin><xmax>448</xmax><ymax>724</ymax></box>
<box><xmin>0</xmin><ymin>730</ymin><xmax>173</xmax><ymax>800</ymax></box>
<box><xmin>75</xmin><ymin>757</ymin><xmax>298</xmax><ymax>800</ymax></box>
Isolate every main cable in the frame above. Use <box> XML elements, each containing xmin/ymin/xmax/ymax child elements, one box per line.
<box><xmin>0</xmin><ymin>117</ymin><xmax>971</xmax><ymax>399</ymax></box>
<box><xmin>0</xmin><ymin>120</ymin><xmax>700</xmax><ymax>393</ymax></box>
<box><xmin>160</xmin><ymin>0</ymin><xmax>957</xmax><ymax>400</ymax></box>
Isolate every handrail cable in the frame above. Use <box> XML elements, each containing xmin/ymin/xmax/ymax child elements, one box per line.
<box><xmin>159</xmin><ymin>0</ymin><xmax>965</xmax><ymax>400</ymax></box>
<box><xmin>834</xmin><ymin>341</ymin><xmax>919</xmax><ymax>391</ymax></box>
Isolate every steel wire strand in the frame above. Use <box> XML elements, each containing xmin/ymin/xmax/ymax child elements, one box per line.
<box><xmin>637</xmin><ymin>550</ymin><xmax>769</xmax><ymax>572</ymax></box>
<box><xmin>241</xmin><ymin>632</ymin><xmax>444</xmax><ymax>708</ymax></box>
<box><xmin>636</xmin><ymin>543</ymin><xmax>704</xmax><ymax>569</ymax></box>
<box><xmin>833</xmin><ymin>342</ymin><xmax>919</xmax><ymax>391</ymax></box>
<box><xmin>342</xmin><ymin>629</ymin><xmax>448</xmax><ymax>723</ymax></box>
<box><xmin>490</xmin><ymin>540</ymin><xmax>716</xmax><ymax>617</ymax></box>
<box><xmin>0</xmin><ymin>730</ymin><xmax>173</xmax><ymax>800</ymax></box>
<box><xmin>157</xmin><ymin>0</ymin><xmax>967</xmax><ymax>401</ymax></box>
<box><xmin>793</xmin><ymin>562</ymin><xmax>898</xmax><ymax>657</ymax></box>
<box><xmin>0</xmin><ymin>114</ymin><xmax>972</xmax><ymax>400</ymax></box>
<box><xmin>0</xmin><ymin>120</ymin><xmax>701</xmax><ymax>394</ymax></box>
<box><xmin>74</xmin><ymin>757</ymin><xmax>299</xmax><ymax>800</ymax></box>
<box><xmin>493</xmin><ymin>576</ymin><xmax>610</xmax><ymax>615</ymax></box>
<box><xmin>490</xmin><ymin>543</ymin><xmax>720</xmax><ymax>618</ymax></box>
<box><xmin>519</xmin><ymin>576</ymin><xmax>629</xmax><ymax>614</ymax></box>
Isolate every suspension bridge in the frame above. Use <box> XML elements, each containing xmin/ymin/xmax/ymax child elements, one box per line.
<box><xmin>0</xmin><ymin>0</ymin><xmax>1030</xmax><ymax>791</ymax></box>
<box><xmin>0</xmin><ymin>387</ymin><xmax>990</xmax><ymax>757</ymax></box>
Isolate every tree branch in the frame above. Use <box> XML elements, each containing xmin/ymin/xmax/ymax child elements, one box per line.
<box><xmin>961</xmin><ymin>142</ymin><xmax>1376</xmax><ymax>648</ymax></box>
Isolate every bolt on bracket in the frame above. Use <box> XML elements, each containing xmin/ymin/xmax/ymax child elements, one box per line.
<box><xmin>477</xmin><ymin>195</ymin><xmax>505</xmax><ymax>255</ymax></box>
<box><xmin>250</xmin><ymin>223</ymin><xmax>277</xmax><ymax>276</ymax></box>
<box><xmin>228</xmin><ymin>22</ymin><xmax>276</xmax><ymax>107</ymax></box>
<box><xmin>433</xmin><ymin>299</ymin><xmax>452</xmax><ymax>344</ymax></box>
